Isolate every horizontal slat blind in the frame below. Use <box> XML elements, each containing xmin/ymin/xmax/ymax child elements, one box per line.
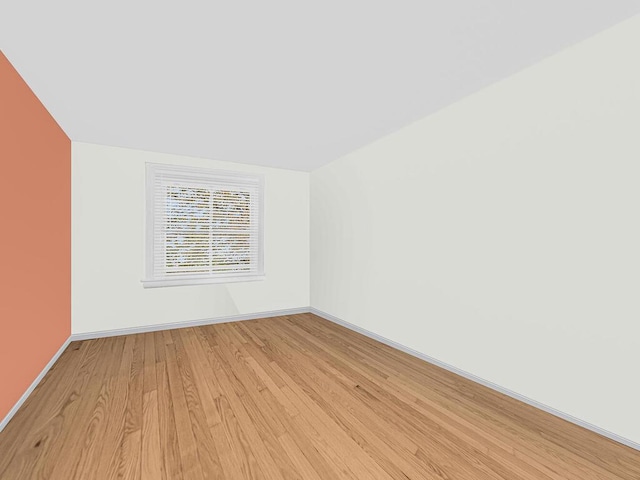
<box><xmin>145</xmin><ymin>164</ymin><xmax>263</xmax><ymax>285</ymax></box>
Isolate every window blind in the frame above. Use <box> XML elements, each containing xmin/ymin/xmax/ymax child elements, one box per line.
<box><xmin>144</xmin><ymin>164</ymin><xmax>264</xmax><ymax>288</ymax></box>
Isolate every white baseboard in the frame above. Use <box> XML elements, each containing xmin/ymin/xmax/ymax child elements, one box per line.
<box><xmin>0</xmin><ymin>337</ymin><xmax>73</xmax><ymax>433</ymax></box>
<box><xmin>309</xmin><ymin>307</ymin><xmax>640</xmax><ymax>452</ymax></box>
<box><xmin>70</xmin><ymin>307</ymin><xmax>310</xmax><ymax>341</ymax></box>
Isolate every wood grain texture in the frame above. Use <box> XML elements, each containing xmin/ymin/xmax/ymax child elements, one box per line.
<box><xmin>1</xmin><ymin>313</ymin><xmax>638</xmax><ymax>479</ymax></box>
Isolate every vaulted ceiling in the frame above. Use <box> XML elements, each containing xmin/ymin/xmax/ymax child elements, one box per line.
<box><xmin>2</xmin><ymin>1</ymin><xmax>639</xmax><ymax>171</ymax></box>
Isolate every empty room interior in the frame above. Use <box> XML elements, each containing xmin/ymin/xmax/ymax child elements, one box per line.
<box><xmin>1</xmin><ymin>2</ymin><xmax>640</xmax><ymax>479</ymax></box>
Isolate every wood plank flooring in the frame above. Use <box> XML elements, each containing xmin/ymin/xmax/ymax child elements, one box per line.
<box><xmin>1</xmin><ymin>313</ymin><xmax>638</xmax><ymax>479</ymax></box>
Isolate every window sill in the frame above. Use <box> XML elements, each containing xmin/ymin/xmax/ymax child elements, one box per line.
<box><xmin>141</xmin><ymin>274</ymin><xmax>265</xmax><ymax>289</ymax></box>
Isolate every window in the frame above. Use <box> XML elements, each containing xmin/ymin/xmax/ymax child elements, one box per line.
<box><xmin>143</xmin><ymin>163</ymin><xmax>264</xmax><ymax>288</ymax></box>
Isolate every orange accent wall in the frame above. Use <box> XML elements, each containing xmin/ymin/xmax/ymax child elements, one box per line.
<box><xmin>0</xmin><ymin>51</ymin><xmax>71</xmax><ymax>421</ymax></box>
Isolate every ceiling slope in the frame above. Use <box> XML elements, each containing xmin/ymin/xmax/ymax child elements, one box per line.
<box><xmin>1</xmin><ymin>1</ymin><xmax>639</xmax><ymax>171</ymax></box>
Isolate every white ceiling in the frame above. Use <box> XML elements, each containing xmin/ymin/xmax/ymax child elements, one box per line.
<box><xmin>2</xmin><ymin>2</ymin><xmax>639</xmax><ymax>171</ymax></box>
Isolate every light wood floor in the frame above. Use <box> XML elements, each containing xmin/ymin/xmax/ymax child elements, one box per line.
<box><xmin>1</xmin><ymin>314</ymin><xmax>638</xmax><ymax>479</ymax></box>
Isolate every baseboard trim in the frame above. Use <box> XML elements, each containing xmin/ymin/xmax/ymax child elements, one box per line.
<box><xmin>309</xmin><ymin>307</ymin><xmax>640</xmax><ymax>452</ymax></box>
<box><xmin>70</xmin><ymin>307</ymin><xmax>310</xmax><ymax>341</ymax></box>
<box><xmin>0</xmin><ymin>337</ymin><xmax>73</xmax><ymax>434</ymax></box>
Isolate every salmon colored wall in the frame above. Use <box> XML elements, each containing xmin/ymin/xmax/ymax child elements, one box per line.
<box><xmin>0</xmin><ymin>52</ymin><xmax>71</xmax><ymax>421</ymax></box>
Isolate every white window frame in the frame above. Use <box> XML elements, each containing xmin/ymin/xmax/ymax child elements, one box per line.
<box><xmin>143</xmin><ymin>163</ymin><xmax>265</xmax><ymax>288</ymax></box>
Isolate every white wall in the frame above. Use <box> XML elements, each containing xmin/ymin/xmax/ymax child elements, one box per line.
<box><xmin>311</xmin><ymin>16</ymin><xmax>640</xmax><ymax>443</ymax></box>
<box><xmin>72</xmin><ymin>143</ymin><xmax>309</xmax><ymax>334</ymax></box>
